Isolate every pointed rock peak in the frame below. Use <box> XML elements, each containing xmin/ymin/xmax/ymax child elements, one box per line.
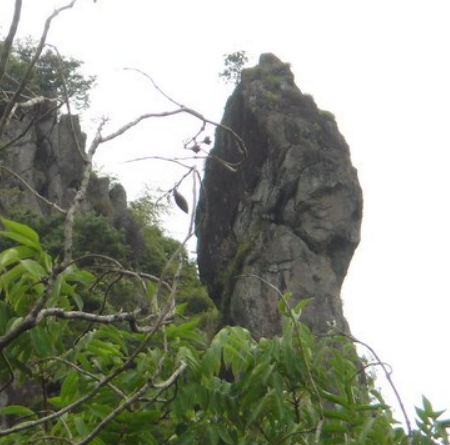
<box><xmin>197</xmin><ymin>53</ymin><xmax>362</xmax><ymax>339</ymax></box>
<box><xmin>240</xmin><ymin>53</ymin><xmax>297</xmax><ymax>100</ymax></box>
<box><xmin>259</xmin><ymin>52</ymin><xmax>284</xmax><ymax>66</ymax></box>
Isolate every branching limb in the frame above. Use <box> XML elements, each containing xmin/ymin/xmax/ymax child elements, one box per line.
<box><xmin>338</xmin><ymin>331</ymin><xmax>413</xmax><ymax>436</ymax></box>
<box><xmin>0</xmin><ymin>0</ymin><xmax>79</xmax><ymax>137</ymax></box>
<box><xmin>0</xmin><ymin>0</ymin><xmax>23</xmax><ymax>86</ymax></box>
<box><xmin>0</xmin><ymin>164</ymin><xmax>66</xmax><ymax>213</ymax></box>
<box><xmin>73</xmin><ymin>361</ymin><xmax>186</xmax><ymax>445</ymax></box>
<box><xmin>38</xmin><ymin>307</ymin><xmax>172</xmax><ymax>333</ymax></box>
<box><xmin>63</xmin><ymin>118</ymin><xmax>105</xmax><ymax>266</ymax></box>
<box><xmin>0</xmin><ymin>272</ymin><xmax>58</xmax><ymax>351</ymax></box>
<box><xmin>37</xmin><ymin>356</ymin><xmax>127</xmax><ymax>400</ymax></box>
<box><xmin>0</xmin><ymin>306</ymin><xmax>171</xmax><ymax>436</ymax></box>
<box><xmin>117</xmin><ymin>68</ymin><xmax>248</xmax><ymax>167</ymax></box>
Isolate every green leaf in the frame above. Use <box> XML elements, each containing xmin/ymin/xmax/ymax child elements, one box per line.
<box><xmin>320</xmin><ymin>389</ymin><xmax>349</xmax><ymax>406</ymax></box>
<box><xmin>21</xmin><ymin>259</ymin><xmax>47</xmax><ymax>278</ymax></box>
<box><xmin>1</xmin><ymin>218</ymin><xmax>40</xmax><ymax>243</ymax></box>
<box><xmin>0</xmin><ymin>263</ymin><xmax>25</xmax><ymax>291</ymax></box>
<box><xmin>0</xmin><ymin>247</ymin><xmax>21</xmax><ymax>268</ymax></box>
<box><xmin>49</xmin><ymin>274</ymin><xmax>63</xmax><ymax>305</ymax></box>
<box><xmin>0</xmin><ymin>300</ymin><xmax>11</xmax><ymax>334</ymax></box>
<box><xmin>292</xmin><ymin>297</ymin><xmax>312</xmax><ymax>316</ymax></box>
<box><xmin>89</xmin><ymin>403</ymin><xmax>112</xmax><ymax>419</ymax></box>
<box><xmin>71</xmin><ymin>292</ymin><xmax>84</xmax><ymax>310</ymax></box>
<box><xmin>47</xmin><ymin>396</ymin><xmax>63</xmax><ymax>408</ymax></box>
<box><xmin>217</xmin><ymin>425</ymin><xmax>235</xmax><ymax>444</ymax></box>
<box><xmin>178</xmin><ymin>346</ymin><xmax>201</xmax><ymax>374</ymax></box>
<box><xmin>422</xmin><ymin>396</ymin><xmax>433</xmax><ymax>414</ymax></box>
<box><xmin>0</xmin><ymin>405</ymin><xmax>35</xmax><ymax>416</ymax></box>
<box><xmin>207</xmin><ymin>425</ymin><xmax>220</xmax><ymax>445</ymax></box>
<box><xmin>74</xmin><ymin>416</ymin><xmax>89</xmax><ymax>436</ymax></box>
<box><xmin>30</xmin><ymin>325</ymin><xmax>53</xmax><ymax>356</ymax></box>
<box><xmin>6</xmin><ymin>316</ymin><xmax>24</xmax><ymax>334</ymax></box>
<box><xmin>323</xmin><ymin>408</ymin><xmax>352</xmax><ymax>422</ymax></box>
<box><xmin>41</xmin><ymin>251</ymin><xmax>53</xmax><ymax>272</ymax></box>
<box><xmin>0</xmin><ymin>433</ymin><xmax>25</xmax><ymax>444</ymax></box>
<box><xmin>61</xmin><ymin>371</ymin><xmax>79</xmax><ymax>403</ymax></box>
<box><xmin>0</xmin><ymin>230</ymin><xmax>40</xmax><ymax>249</ymax></box>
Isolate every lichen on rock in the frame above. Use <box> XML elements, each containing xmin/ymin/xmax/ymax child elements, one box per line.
<box><xmin>196</xmin><ymin>53</ymin><xmax>363</xmax><ymax>338</ymax></box>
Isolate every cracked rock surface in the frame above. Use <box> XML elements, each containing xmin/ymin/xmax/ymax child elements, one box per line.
<box><xmin>196</xmin><ymin>54</ymin><xmax>363</xmax><ymax>338</ymax></box>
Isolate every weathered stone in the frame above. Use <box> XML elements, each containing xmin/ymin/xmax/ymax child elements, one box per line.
<box><xmin>0</xmin><ymin>108</ymin><xmax>85</xmax><ymax>215</ymax></box>
<box><xmin>0</xmin><ymin>107</ymin><xmax>126</xmax><ymax>226</ymax></box>
<box><xmin>196</xmin><ymin>54</ymin><xmax>362</xmax><ymax>339</ymax></box>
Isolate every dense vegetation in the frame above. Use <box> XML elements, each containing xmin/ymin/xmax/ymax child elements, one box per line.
<box><xmin>0</xmin><ymin>218</ymin><xmax>449</xmax><ymax>444</ymax></box>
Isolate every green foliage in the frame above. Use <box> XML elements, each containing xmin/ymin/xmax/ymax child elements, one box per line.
<box><xmin>0</xmin><ymin>37</ymin><xmax>96</xmax><ymax>112</ymax></box>
<box><xmin>219</xmin><ymin>51</ymin><xmax>249</xmax><ymax>85</ymax></box>
<box><xmin>0</xmin><ymin>220</ymin><xmax>449</xmax><ymax>443</ymax></box>
<box><xmin>0</xmin><ymin>210</ymin><xmax>129</xmax><ymax>264</ymax></box>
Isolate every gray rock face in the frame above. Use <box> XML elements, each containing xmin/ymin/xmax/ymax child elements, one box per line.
<box><xmin>0</xmin><ymin>107</ymin><xmax>130</xmax><ymax>228</ymax></box>
<box><xmin>196</xmin><ymin>54</ymin><xmax>362</xmax><ymax>338</ymax></box>
<box><xmin>0</xmin><ymin>105</ymin><xmax>146</xmax><ymax>262</ymax></box>
<box><xmin>0</xmin><ymin>106</ymin><xmax>86</xmax><ymax>215</ymax></box>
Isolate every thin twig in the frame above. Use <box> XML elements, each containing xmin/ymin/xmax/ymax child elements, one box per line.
<box><xmin>36</xmin><ymin>356</ymin><xmax>127</xmax><ymax>400</ymax></box>
<box><xmin>0</xmin><ymin>164</ymin><xmax>66</xmax><ymax>213</ymax></box>
<box><xmin>0</xmin><ymin>0</ymin><xmax>23</xmax><ymax>87</ymax></box>
<box><xmin>0</xmin><ymin>0</ymin><xmax>79</xmax><ymax>136</ymax></box>
<box><xmin>338</xmin><ymin>331</ymin><xmax>413</xmax><ymax>436</ymax></box>
<box><xmin>73</xmin><ymin>361</ymin><xmax>186</xmax><ymax>445</ymax></box>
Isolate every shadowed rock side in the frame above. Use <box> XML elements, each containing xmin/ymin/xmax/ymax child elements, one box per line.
<box><xmin>0</xmin><ymin>104</ymin><xmax>143</xmax><ymax>255</ymax></box>
<box><xmin>196</xmin><ymin>54</ymin><xmax>363</xmax><ymax>339</ymax></box>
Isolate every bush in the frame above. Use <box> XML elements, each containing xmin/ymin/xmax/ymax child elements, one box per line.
<box><xmin>0</xmin><ymin>220</ymin><xmax>449</xmax><ymax>444</ymax></box>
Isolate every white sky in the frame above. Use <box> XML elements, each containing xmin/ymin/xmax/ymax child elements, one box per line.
<box><xmin>1</xmin><ymin>0</ymin><xmax>450</xmax><ymax>423</ymax></box>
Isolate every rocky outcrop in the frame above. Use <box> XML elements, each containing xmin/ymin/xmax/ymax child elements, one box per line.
<box><xmin>0</xmin><ymin>104</ymin><xmax>136</xmax><ymax>236</ymax></box>
<box><xmin>0</xmin><ymin>104</ymin><xmax>86</xmax><ymax>214</ymax></box>
<box><xmin>196</xmin><ymin>54</ymin><xmax>363</xmax><ymax>339</ymax></box>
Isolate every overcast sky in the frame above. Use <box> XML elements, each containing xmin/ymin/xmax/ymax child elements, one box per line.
<box><xmin>2</xmin><ymin>0</ymin><xmax>450</xmax><ymax>422</ymax></box>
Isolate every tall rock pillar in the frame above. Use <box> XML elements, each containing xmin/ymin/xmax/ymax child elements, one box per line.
<box><xmin>196</xmin><ymin>54</ymin><xmax>363</xmax><ymax>338</ymax></box>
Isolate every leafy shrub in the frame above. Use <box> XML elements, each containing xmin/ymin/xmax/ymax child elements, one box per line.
<box><xmin>0</xmin><ymin>220</ymin><xmax>449</xmax><ymax>444</ymax></box>
<box><xmin>219</xmin><ymin>51</ymin><xmax>249</xmax><ymax>85</ymax></box>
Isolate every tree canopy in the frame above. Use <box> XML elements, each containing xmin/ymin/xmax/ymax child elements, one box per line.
<box><xmin>0</xmin><ymin>37</ymin><xmax>95</xmax><ymax>113</ymax></box>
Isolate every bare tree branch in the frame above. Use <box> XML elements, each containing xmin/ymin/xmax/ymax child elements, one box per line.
<box><xmin>339</xmin><ymin>331</ymin><xmax>413</xmax><ymax>437</ymax></box>
<box><xmin>37</xmin><ymin>356</ymin><xmax>127</xmax><ymax>400</ymax></box>
<box><xmin>123</xmin><ymin>67</ymin><xmax>247</xmax><ymax>163</ymax></box>
<box><xmin>0</xmin><ymin>0</ymin><xmax>79</xmax><ymax>137</ymax></box>
<box><xmin>39</xmin><ymin>307</ymin><xmax>171</xmax><ymax>333</ymax></box>
<box><xmin>0</xmin><ymin>0</ymin><xmax>23</xmax><ymax>87</ymax></box>
<box><xmin>63</xmin><ymin>118</ymin><xmax>104</xmax><ymax>266</ymax></box>
<box><xmin>0</xmin><ymin>163</ymin><xmax>66</xmax><ymax>213</ymax></box>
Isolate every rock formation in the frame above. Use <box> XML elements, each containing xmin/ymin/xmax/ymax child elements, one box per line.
<box><xmin>0</xmin><ymin>103</ymin><xmax>140</xmax><ymax>249</ymax></box>
<box><xmin>196</xmin><ymin>54</ymin><xmax>363</xmax><ymax>339</ymax></box>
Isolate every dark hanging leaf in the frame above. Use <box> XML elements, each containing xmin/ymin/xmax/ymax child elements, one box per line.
<box><xmin>173</xmin><ymin>188</ymin><xmax>189</xmax><ymax>214</ymax></box>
